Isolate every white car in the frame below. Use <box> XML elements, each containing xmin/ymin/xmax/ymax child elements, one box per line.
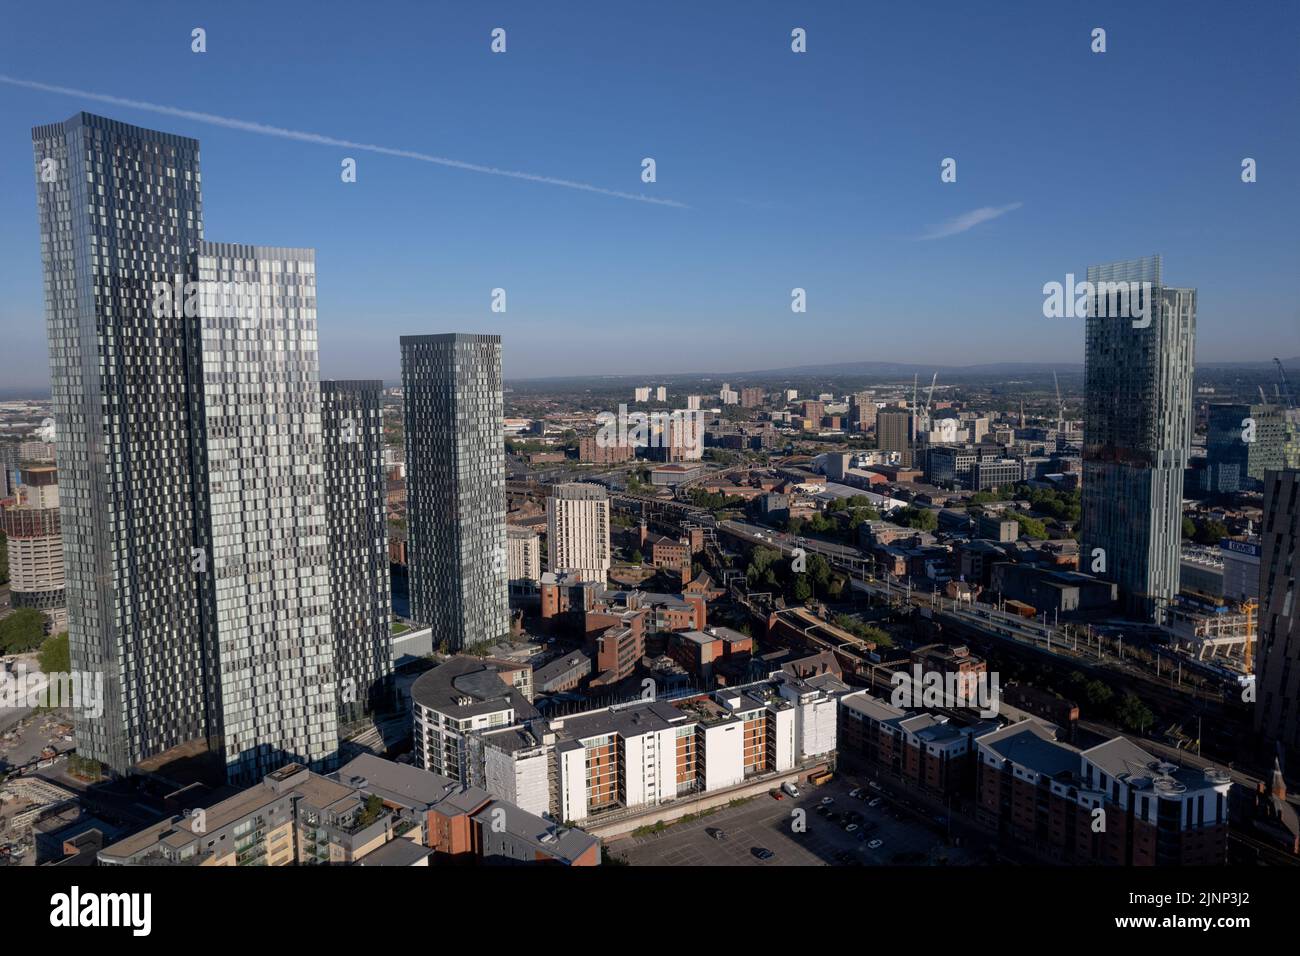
<box><xmin>868</xmin><ymin>797</ymin><xmax>882</xmax><ymax>807</ymax></box>
<box><xmin>868</xmin><ymin>839</ymin><xmax>884</xmax><ymax>849</ymax></box>
<box><xmin>820</xmin><ymin>796</ymin><xmax>834</xmax><ymax>806</ymax></box>
<box><xmin>849</xmin><ymin>788</ymin><xmax>862</xmax><ymax>799</ymax></box>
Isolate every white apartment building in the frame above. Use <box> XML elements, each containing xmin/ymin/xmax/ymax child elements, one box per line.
<box><xmin>546</xmin><ymin>483</ymin><xmax>610</xmax><ymax>582</ymax></box>
<box><xmin>506</xmin><ymin>525</ymin><xmax>541</xmax><ymax>590</ymax></box>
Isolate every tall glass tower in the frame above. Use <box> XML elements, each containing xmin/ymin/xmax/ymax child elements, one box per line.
<box><xmin>1080</xmin><ymin>256</ymin><xmax>1196</xmax><ymax>619</ymax></box>
<box><xmin>400</xmin><ymin>333</ymin><xmax>507</xmax><ymax>651</ymax></box>
<box><xmin>32</xmin><ymin>114</ymin><xmax>208</xmax><ymax>773</ymax></box>
<box><xmin>320</xmin><ymin>379</ymin><xmax>393</xmax><ymax>725</ymax></box>
<box><xmin>187</xmin><ymin>242</ymin><xmax>338</xmax><ymax>783</ymax></box>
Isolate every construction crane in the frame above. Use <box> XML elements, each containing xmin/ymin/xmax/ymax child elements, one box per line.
<box><xmin>1053</xmin><ymin>370</ymin><xmax>1065</xmax><ymax>432</ymax></box>
<box><xmin>922</xmin><ymin>372</ymin><xmax>938</xmax><ymax>433</ymax></box>
<box><xmin>1274</xmin><ymin>357</ymin><xmax>1295</xmax><ymax>409</ymax></box>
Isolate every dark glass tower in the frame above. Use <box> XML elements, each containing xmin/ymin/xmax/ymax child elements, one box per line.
<box><xmin>1080</xmin><ymin>256</ymin><xmax>1196</xmax><ymax>619</ymax></box>
<box><xmin>32</xmin><ymin>114</ymin><xmax>208</xmax><ymax>773</ymax></box>
<box><xmin>321</xmin><ymin>380</ymin><xmax>393</xmax><ymax>725</ymax></box>
<box><xmin>400</xmin><ymin>333</ymin><xmax>507</xmax><ymax>651</ymax></box>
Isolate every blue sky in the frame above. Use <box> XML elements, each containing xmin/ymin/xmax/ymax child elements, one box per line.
<box><xmin>1</xmin><ymin>0</ymin><xmax>1296</xmax><ymax>389</ymax></box>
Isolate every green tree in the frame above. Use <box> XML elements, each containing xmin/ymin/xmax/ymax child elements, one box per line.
<box><xmin>1116</xmin><ymin>693</ymin><xmax>1155</xmax><ymax>734</ymax></box>
<box><xmin>630</xmin><ymin>549</ymin><xmax>644</xmax><ymax>565</ymax></box>
<box><xmin>1084</xmin><ymin>680</ymin><xmax>1114</xmax><ymax>711</ymax></box>
<box><xmin>1193</xmin><ymin>519</ymin><xmax>1229</xmax><ymax>546</ymax></box>
<box><xmin>39</xmin><ymin>632</ymin><xmax>70</xmax><ymax>674</ymax></box>
<box><xmin>0</xmin><ymin>608</ymin><xmax>48</xmax><ymax>654</ymax></box>
<box><xmin>1181</xmin><ymin>516</ymin><xmax>1196</xmax><ymax>539</ymax></box>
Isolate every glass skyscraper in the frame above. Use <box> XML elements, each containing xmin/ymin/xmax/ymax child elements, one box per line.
<box><xmin>1080</xmin><ymin>255</ymin><xmax>1196</xmax><ymax>619</ymax></box>
<box><xmin>32</xmin><ymin>113</ymin><xmax>209</xmax><ymax>773</ymax></box>
<box><xmin>187</xmin><ymin>242</ymin><xmax>338</xmax><ymax>783</ymax></box>
<box><xmin>32</xmin><ymin>114</ymin><xmax>386</xmax><ymax>782</ymax></box>
<box><xmin>320</xmin><ymin>379</ymin><xmax>393</xmax><ymax>725</ymax></box>
<box><xmin>400</xmin><ymin>333</ymin><xmax>508</xmax><ymax>651</ymax></box>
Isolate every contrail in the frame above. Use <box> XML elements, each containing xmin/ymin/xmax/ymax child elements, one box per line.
<box><xmin>1</xmin><ymin>74</ymin><xmax>688</xmax><ymax>208</ymax></box>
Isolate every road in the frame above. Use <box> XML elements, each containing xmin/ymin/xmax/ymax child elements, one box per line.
<box><xmin>615</xmin><ymin>775</ymin><xmax>971</xmax><ymax>867</ymax></box>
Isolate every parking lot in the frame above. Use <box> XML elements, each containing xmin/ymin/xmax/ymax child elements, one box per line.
<box><xmin>617</xmin><ymin>776</ymin><xmax>973</xmax><ymax>866</ymax></box>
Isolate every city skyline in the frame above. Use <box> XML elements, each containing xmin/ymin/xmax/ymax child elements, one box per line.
<box><xmin>4</xmin><ymin>0</ymin><xmax>1300</xmax><ymax>909</ymax></box>
<box><xmin>1</xmin><ymin>1</ymin><xmax>1297</xmax><ymax>392</ymax></box>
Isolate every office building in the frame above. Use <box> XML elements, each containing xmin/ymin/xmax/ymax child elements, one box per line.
<box><xmin>32</xmin><ymin>113</ymin><xmax>209</xmax><ymax>775</ymax></box>
<box><xmin>546</xmin><ymin>483</ymin><xmax>610</xmax><ymax>583</ymax></box>
<box><xmin>1206</xmin><ymin>403</ymin><xmax>1297</xmax><ymax>493</ymax></box>
<box><xmin>1080</xmin><ymin>256</ymin><xmax>1196</xmax><ymax>618</ymax></box>
<box><xmin>970</xmin><ymin>458</ymin><xmax>1022</xmax><ymax>492</ymax></box>
<box><xmin>400</xmin><ymin>333</ymin><xmax>508</xmax><ymax>651</ymax></box>
<box><xmin>320</xmin><ymin>380</ymin><xmax>393</xmax><ymax>725</ymax></box>
<box><xmin>1254</xmin><ymin>469</ymin><xmax>1300</xmax><ymax>767</ymax></box>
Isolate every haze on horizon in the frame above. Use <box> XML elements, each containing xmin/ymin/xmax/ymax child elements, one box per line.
<box><xmin>0</xmin><ymin>1</ymin><xmax>1296</xmax><ymax>391</ymax></box>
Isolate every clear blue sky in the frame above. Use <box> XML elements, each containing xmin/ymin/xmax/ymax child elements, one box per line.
<box><xmin>1</xmin><ymin>0</ymin><xmax>1296</xmax><ymax>389</ymax></box>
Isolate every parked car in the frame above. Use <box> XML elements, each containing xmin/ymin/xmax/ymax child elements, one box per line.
<box><xmin>782</xmin><ymin>782</ymin><xmax>800</xmax><ymax>798</ymax></box>
<box><xmin>868</xmin><ymin>781</ymin><xmax>883</xmax><ymax>791</ymax></box>
<box><xmin>844</xmin><ymin>823</ymin><xmax>859</xmax><ymax>833</ymax></box>
<box><xmin>868</xmin><ymin>839</ymin><xmax>884</xmax><ymax>849</ymax></box>
<box><xmin>753</xmin><ymin>847</ymin><xmax>775</xmax><ymax>861</ymax></box>
<box><xmin>769</xmin><ymin>789</ymin><xmax>785</xmax><ymax>801</ymax></box>
<box><xmin>819</xmin><ymin>796</ymin><xmax>834</xmax><ymax>806</ymax></box>
<box><xmin>868</xmin><ymin>797</ymin><xmax>883</xmax><ymax>808</ymax></box>
<box><xmin>708</xmin><ymin>827</ymin><xmax>726</xmax><ymax>841</ymax></box>
<box><xmin>849</xmin><ymin>787</ymin><xmax>863</xmax><ymax>800</ymax></box>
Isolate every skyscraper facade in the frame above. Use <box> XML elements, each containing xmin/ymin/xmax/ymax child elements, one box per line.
<box><xmin>547</xmin><ymin>483</ymin><xmax>611</xmax><ymax>583</ymax></box>
<box><xmin>400</xmin><ymin>333</ymin><xmax>507</xmax><ymax>651</ymax></box>
<box><xmin>1206</xmin><ymin>402</ymin><xmax>1298</xmax><ymax>494</ymax></box>
<box><xmin>187</xmin><ymin>242</ymin><xmax>337</xmax><ymax>782</ymax></box>
<box><xmin>1254</xmin><ymin>469</ymin><xmax>1300</xmax><ymax>767</ymax></box>
<box><xmin>32</xmin><ymin>113</ymin><xmax>372</xmax><ymax>782</ymax></box>
<box><xmin>32</xmin><ymin>113</ymin><xmax>209</xmax><ymax>774</ymax></box>
<box><xmin>1080</xmin><ymin>256</ymin><xmax>1196</xmax><ymax>618</ymax></box>
<box><xmin>321</xmin><ymin>379</ymin><xmax>393</xmax><ymax>725</ymax></box>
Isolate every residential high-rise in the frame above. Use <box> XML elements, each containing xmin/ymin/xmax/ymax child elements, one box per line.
<box><xmin>851</xmin><ymin>391</ymin><xmax>877</xmax><ymax>432</ymax></box>
<box><xmin>32</xmin><ymin>113</ymin><xmax>208</xmax><ymax>775</ymax></box>
<box><xmin>506</xmin><ymin>525</ymin><xmax>541</xmax><ymax>592</ymax></box>
<box><xmin>547</xmin><ymin>483</ymin><xmax>611</xmax><ymax>583</ymax></box>
<box><xmin>187</xmin><ymin>242</ymin><xmax>337</xmax><ymax>782</ymax></box>
<box><xmin>0</xmin><ymin>463</ymin><xmax>66</xmax><ymax>632</ymax></box>
<box><xmin>321</xmin><ymin>380</ymin><xmax>393</xmax><ymax>726</ymax></box>
<box><xmin>32</xmin><ymin>113</ymin><xmax>358</xmax><ymax>783</ymax></box>
<box><xmin>400</xmin><ymin>333</ymin><xmax>508</xmax><ymax>651</ymax></box>
<box><xmin>1254</xmin><ymin>469</ymin><xmax>1300</xmax><ymax>767</ymax></box>
<box><xmin>877</xmin><ymin>408</ymin><xmax>915</xmax><ymax>466</ymax></box>
<box><xmin>1080</xmin><ymin>256</ymin><xmax>1195</xmax><ymax>619</ymax></box>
